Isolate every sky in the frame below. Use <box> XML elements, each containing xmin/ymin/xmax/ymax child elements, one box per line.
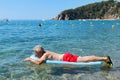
<box><xmin>0</xmin><ymin>0</ymin><xmax>103</xmax><ymax>20</ymax></box>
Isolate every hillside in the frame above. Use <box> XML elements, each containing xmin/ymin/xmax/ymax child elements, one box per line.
<box><xmin>53</xmin><ymin>0</ymin><xmax>120</xmax><ymax>20</ymax></box>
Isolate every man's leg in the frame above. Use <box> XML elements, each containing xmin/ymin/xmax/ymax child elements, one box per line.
<box><xmin>77</xmin><ymin>55</ymin><xmax>113</xmax><ymax>67</ymax></box>
<box><xmin>77</xmin><ymin>55</ymin><xmax>106</xmax><ymax>62</ymax></box>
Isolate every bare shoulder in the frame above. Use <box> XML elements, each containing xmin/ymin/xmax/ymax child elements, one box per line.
<box><xmin>45</xmin><ymin>50</ymin><xmax>59</xmax><ymax>55</ymax></box>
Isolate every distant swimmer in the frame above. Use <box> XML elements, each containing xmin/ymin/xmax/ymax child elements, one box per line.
<box><xmin>38</xmin><ymin>24</ymin><xmax>42</xmax><ymax>27</ymax></box>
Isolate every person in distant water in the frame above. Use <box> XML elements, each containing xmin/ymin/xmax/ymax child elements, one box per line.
<box><xmin>24</xmin><ymin>45</ymin><xmax>113</xmax><ymax>67</ymax></box>
<box><xmin>38</xmin><ymin>24</ymin><xmax>42</xmax><ymax>27</ymax></box>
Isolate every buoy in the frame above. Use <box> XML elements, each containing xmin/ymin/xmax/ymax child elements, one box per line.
<box><xmin>90</xmin><ymin>22</ymin><xmax>94</xmax><ymax>26</ymax></box>
<box><xmin>54</xmin><ymin>24</ymin><xmax>58</xmax><ymax>27</ymax></box>
<box><xmin>72</xmin><ymin>24</ymin><xmax>75</xmax><ymax>27</ymax></box>
<box><xmin>112</xmin><ymin>25</ymin><xmax>115</xmax><ymax>29</ymax></box>
<box><xmin>90</xmin><ymin>22</ymin><xmax>93</xmax><ymax>25</ymax></box>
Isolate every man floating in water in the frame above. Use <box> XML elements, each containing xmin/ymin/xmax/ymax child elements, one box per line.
<box><xmin>24</xmin><ymin>45</ymin><xmax>113</xmax><ymax>67</ymax></box>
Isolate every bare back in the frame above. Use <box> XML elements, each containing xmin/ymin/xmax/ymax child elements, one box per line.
<box><xmin>44</xmin><ymin>50</ymin><xmax>64</xmax><ymax>61</ymax></box>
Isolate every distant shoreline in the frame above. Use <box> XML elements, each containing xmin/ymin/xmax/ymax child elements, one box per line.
<box><xmin>0</xmin><ymin>19</ymin><xmax>120</xmax><ymax>21</ymax></box>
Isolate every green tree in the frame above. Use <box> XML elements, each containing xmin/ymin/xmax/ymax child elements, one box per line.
<box><xmin>108</xmin><ymin>0</ymin><xmax>114</xmax><ymax>2</ymax></box>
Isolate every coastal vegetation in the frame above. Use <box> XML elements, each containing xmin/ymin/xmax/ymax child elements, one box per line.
<box><xmin>54</xmin><ymin>0</ymin><xmax>120</xmax><ymax>20</ymax></box>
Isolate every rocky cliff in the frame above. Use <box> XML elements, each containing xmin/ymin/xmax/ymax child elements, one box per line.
<box><xmin>53</xmin><ymin>0</ymin><xmax>120</xmax><ymax>20</ymax></box>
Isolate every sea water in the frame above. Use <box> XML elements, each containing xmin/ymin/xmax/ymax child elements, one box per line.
<box><xmin>0</xmin><ymin>20</ymin><xmax>120</xmax><ymax>80</ymax></box>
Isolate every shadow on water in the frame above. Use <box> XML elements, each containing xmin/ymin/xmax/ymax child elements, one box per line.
<box><xmin>24</xmin><ymin>63</ymin><xmax>118</xmax><ymax>75</ymax></box>
<box><xmin>111</xmin><ymin>66</ymin><xmax>120</xmax><ymax>72</ymax></box>
<box><xmin>49</xmin><ymin>64</ymin><xmax>113</xmax><ymax>75</ymax></box>
<box><xmin>1</xmin><ymin>62</ymin><xmax>120</xmax><ymax>80</ymax></box>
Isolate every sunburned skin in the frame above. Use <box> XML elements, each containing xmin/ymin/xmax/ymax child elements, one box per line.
<box><xmin>24</xmin><ymin>50</ymin><xmax>64</xmax><ymax>64</ymax></box>
<box><xmin>40</xmin><ymin>50</ymin><xmax>64</xmax><ymax>61</ymax></box>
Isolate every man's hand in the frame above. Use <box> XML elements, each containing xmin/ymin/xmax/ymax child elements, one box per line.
<box><xmin>24</xmin><ymin>57</ymin><xmax>32</xmax><ymax>62</ymax></box>
<box><xmin>24</xmin><ymin>57</ymin><xmax>44</xmax><ymax>65</ymax></box>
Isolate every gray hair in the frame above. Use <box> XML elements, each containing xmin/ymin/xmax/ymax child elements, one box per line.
<box><xmin>33</xmin><ymin>45</ymin><xmax>45</xmax><ymax>53</ymax></box>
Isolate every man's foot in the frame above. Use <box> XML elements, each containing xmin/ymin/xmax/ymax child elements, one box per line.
<box><xmin>105</xmin><ymin>56</ymin><xmax>113</xmax><ymax>67</ymax></box>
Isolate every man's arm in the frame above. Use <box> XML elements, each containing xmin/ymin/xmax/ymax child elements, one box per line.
<box><xmin>24</xmin><ymin>57</ymin><xmax>45</xmax><ymax>65</ymax></box>
<box><xmin>24</xmin><ymin>53</ymin><xmax>48</xmax><ymax>65</ymax></box>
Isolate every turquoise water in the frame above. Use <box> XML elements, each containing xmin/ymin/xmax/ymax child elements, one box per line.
<box><xmin>0</xmin><ymin>20</ymin><xmax>120</xmax><ymax>80</ymax></box>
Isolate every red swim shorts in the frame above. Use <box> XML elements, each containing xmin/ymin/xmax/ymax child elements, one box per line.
<box><xmin>63</xmin><ymin>52</ymin><xmax>78</xmax><ymax>62</ymax></box>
